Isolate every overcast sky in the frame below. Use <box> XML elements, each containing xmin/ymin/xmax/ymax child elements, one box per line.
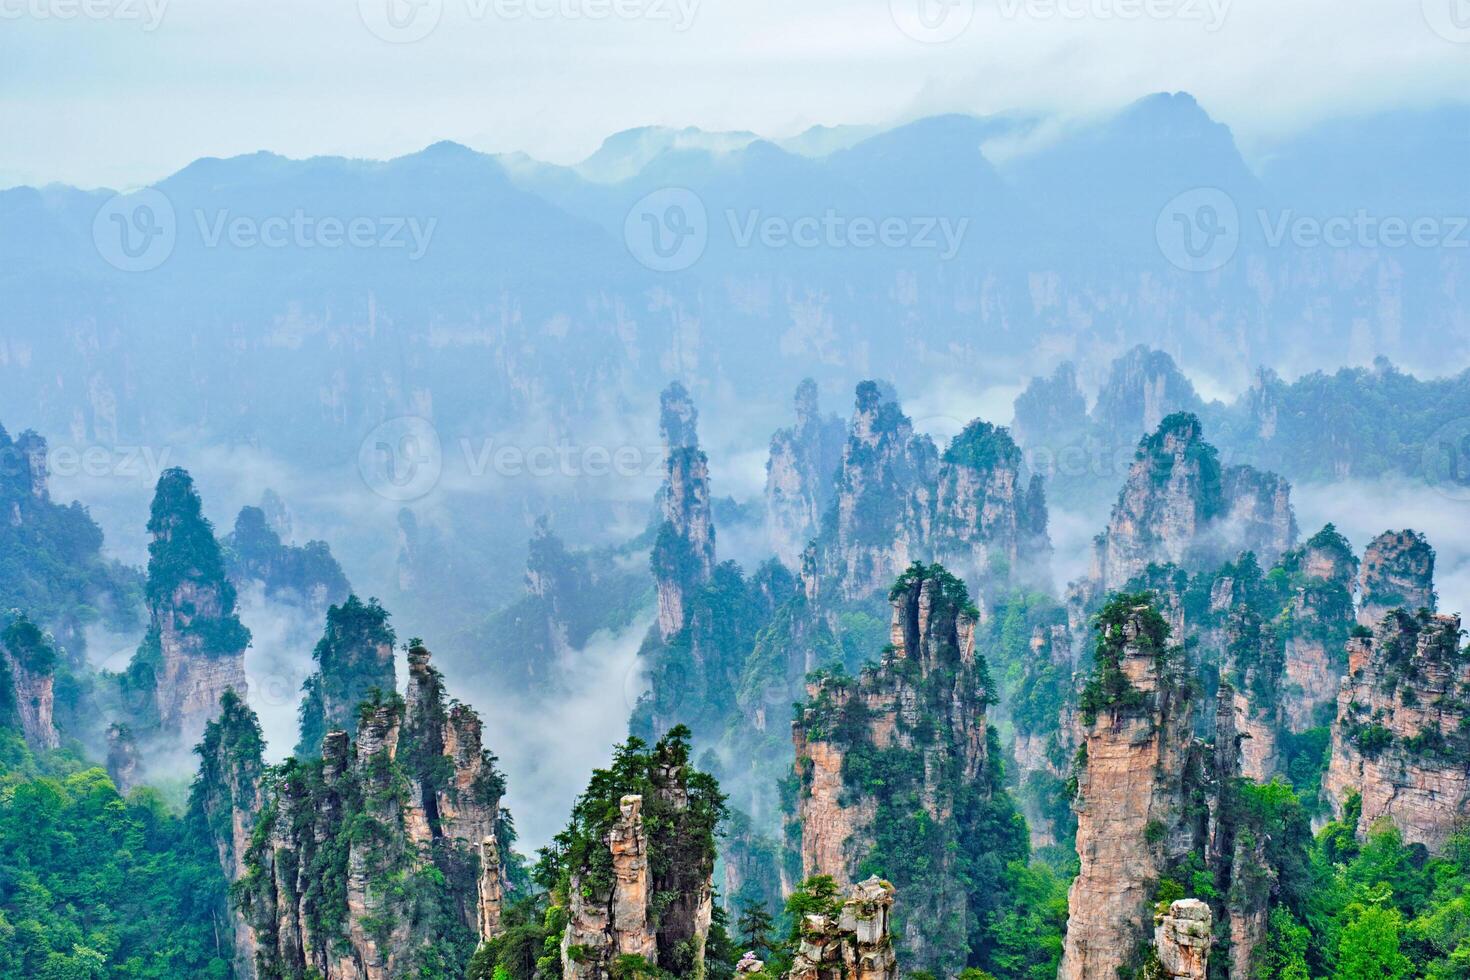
<box><xmin>2</xmin><ymin>0</ymin><xmax>1468</xmax><ymax>189</ymax></box>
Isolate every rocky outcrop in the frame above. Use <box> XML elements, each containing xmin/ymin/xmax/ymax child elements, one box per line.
<box><xmin>1060</xmin><ymin>598</ymin><xmax>1199</xmax><ymax>980</ymax></box>
<box><xmin>124</xmin><ymin>468</ymin><xmax>251</xmax><ymax>741</ymax></box>
<box><xmin>1153</xmin><ymin>899</ymin><xmax>1213</xmax><ymax>980</ymax></box>
<box><xmin>803</xmin><ymin>383</ymin><xmax>1050</xmax><ymax>605</ymax></box>
<box><xmin>224</xmin><ymin>504</ymin><xmax>350</xmax><ymax>609</ymax></box>
<box><xmin>792</xmin><ymin>563</ymin><xmax>1003</xmax><ymax>971</ymax></box>
<box><xmin>787</xmin><ymin>877</ymin><xmax>900</xmax><ymax>980</ymax></box>
<box><xmin>235</xmin><ymin>643</ymin><xmax>508</xmax><ymax>978</ymax></box>
<box><xmin>653</xmin><ymin>382</ymin><xmax>716</xmax><ymax>639</ymax></box>
<box><xmin>1358</xmin><ymin>529</ymin><xmax>1436</xmax><ymax>627</ymax></box>
<box><xmin>562</xmin><ymin>795</ymin><xmax>658</xmax><ymax>979</ymax></box>
<box><xmin>296</xmin><ymin>595</ymin><xmax>397</xmax><ymax>755</ymax></box>
<box><xmin>1324</xmin><ymin>609</ymin><xmax>1470</xmax><ymax>853</ymax></box>
<box><xmin>1082</xmin><ymin>414</ymin><xmax>1296</xmax><ymax>605</ymax></box>
<box><xmin>191</xmin><ymin>689</ymin><xmax>266</xmax><ymax>979</ymax></box>
<box><xmin>766</xmin><ymin>379</ymin><xmax>847</xmax><ymax>570</ymax></box>
<box><xmin>1280</xmin><ymin>526</ymin><xmax>1358</xmax><ymax>731</ymax></box>
<box><xmin>0</xmin><ymin>615</ymin><xmax>60</xmax><ymax>751</ymax></box>
<box><xmin>1092</xmin><ymin>346</ymin><xmax>1204</xmax><ymax>451</ymax></box>
<box><xmin>106</xmin><ymin>723</ymin><xmax>139</xmax><ymax>792</ymax></box>
<box><xmin>552</xmin><ymin>729</ymin><xmax>719</xmax><ymax>980</ymax></box>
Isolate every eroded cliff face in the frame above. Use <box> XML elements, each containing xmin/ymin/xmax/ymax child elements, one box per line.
<box><xmin>125</xmin><ymin>468</ymin><xmax>251</xmax><ymax>742</ymax></box>
<box><xmin>191</xmin><ymin>689</ymin><xmax>266</xmax><ymax>979</ymax></box>
<box><xmin>1153</xmin><ymin>899</ymin><xmax>1213</xmax><ymax>980</ymax></box>
<box><xmin>792</xmin><ymin>563</ymin><xmax>1004</xmax><ymax>971</ymax></box>
<box><xmin>766</xmin><ymin>379</ymin><xmax>847</xmax><ymax>570</ymax></box>
<box><xmin>787</xmin><ymin>877</ymin><xmax>900</xmax><ymax>980</ymax></box>
<box><xmin>562</xmin><ymin>795</ymin><xmax>659</xmax><ymax>980</ymax></box>
<box><xmin>1060</xmin><ymin>600</ymin><xmax>1199</xmax><ymax>980</ymax></box>
<box><xmin>0</xmin><ymin>617</ymin><xmax>60</xmax><ymax>751</ymax></box>
<box><xmin>1280</xmin><ymin>527</ymin><xmax>1358</xmax><ymax>731</ymax></box>
<box><xmin>1358</xmin><ymin>529</ymin><xmax>1436</xmax><ymax>627</ymax></box>
<box><xmin>1085</xmin><ymin>414</ymin><xmax>1297</xmax><ymax>602</ymax></box>
<box><xmin>653</xmin><ymin>382</ymin><xmax>716</xmax><ymax>640</ymax></box>
<box><xmin>1325</xmin><ymin>609</ymin><xmax>1470</xmax><ymax>853</ymax></box>
<box><xmin>235</xmin><ymin>644</ymin><xmax>507</xmax><ymax>979</ymax></box>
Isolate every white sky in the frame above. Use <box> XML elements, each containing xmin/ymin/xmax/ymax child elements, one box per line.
<box><xmin>1</xmin><ymin>0</ymin><xmax>1468</xmax><ymax>188</ymax></box>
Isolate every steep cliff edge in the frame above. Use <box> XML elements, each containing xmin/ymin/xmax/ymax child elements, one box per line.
<box><xmin>791</xmin><ymin>563</ymin><xmax>1024</xmax><ymax>972</ymax></box>
<box><xmin>121</xmin><ymin>468</ymin><xmax>251</xmax><ymax>743</ymax></box>
<box><xmin>0</xmin><ymin>615</ymin><xmax>60</xmax><ymax>751</ymax></box>
<box><xmin>1325</xmin><ymin>609</ymin><xmax>1470</xmax><ymax>853</ymax></box>
<box><xmin>1060</xmin><ymin>595</ymin><xmax>1199</xmax><ymax>980</ymax></box>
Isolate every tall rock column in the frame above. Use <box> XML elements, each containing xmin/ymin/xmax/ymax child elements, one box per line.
<box><xmin>124</xmin><ymin>468</ymin><xmax>250</xmax><ymax>740</ymax></box>
<box><xmin>1280</xmin><ymin>525</ymin><xmax>1358</xmax><ymax>731</ymax></box>
<box><xmin>787</xmin><ymin>877</ymin><xmax>900</xmax><ymax>980</ymax></box>
<box><xmin>1060</xmin><ymin>596</ymin><xmax>1198</xmax><ymax>980</ymax></box>
<box><xmin>191</xmin><ymin>689</ymin><xmax>265</xmax><ymax>979</ymax></box>
<box><xmin>653</xmin><ymin>382</ymin><xmax>715</xmax><ymax>639</ymax></box>
<box><xmin>766</xmin><ymin>379</ymin><xmax>847</xmax><ymax>570</ymax></box>
<box><xmin>0</xmin><ymin>616</ymin><xmax>60</xmax><ymax>751</ymax></box>
<box><xmin>1357</xmin><ymin>529</ymin><xmax>1436</xmax><ymax>626</ymax></box>
<box><xmin>1325</xmin><ymin>609</ymin><xmax>1470</xmax><ymax>852</ymax></box>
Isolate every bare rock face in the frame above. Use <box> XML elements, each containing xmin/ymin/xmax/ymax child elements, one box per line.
<box><xmin>478</xmin><ymin>836</ymin><xmax>504</xmax><ymax>942</ymax></box>
<box><xmin>1358</xmin><ymin>529</ymin><xmax>1436</xmax><ymax>627</ymax></box>
<box><xmin>1325</xmin><ymin>610</ymin><xmax>1470</xmax><ymax>853</ymax></box>
<box><xmin>653</xmin><ymin>382</ymin><xmax>716</xmax><ymax>640</ymax></box>
<box><xmin>1280</xmin><ymin>526</ymin><xmax>1358</xmax><ymax>731</ymax></box>
<box><xmin>1086</xmin><ymin>414</ymin><xmax>1296</xmax><ymax>600</ymax></box>
<box><xmin>191</xmin><ymin>689</ymin><xmax>266</xmax><ymax>979</ymax></box>
<box><xmin>1153</xmin><ymin>899</ymin><xmax>1213</xmax><ymax>979</ymax></box>
<box><xmin>1060</xmin><ymin>600</ymin><xmax>1198</xmax><ymax>980</ymax></box>
<box><xmin>0</xmin><ymin>616</ymin><xmax>60</xmax><ymax>751</ymax></box>
<box><xmin>127</xmin><ymin>468</ymin><xmax>251</xmax><ymax>742</ymax></box>
<box><xmin>793</xmin><ymin>563</ymin><xmax>996</xmax><ymax>971</ymax></box>
<box><xmin>1092</xmin><ymin>346</ymin><xmax>1204</xmax><ymax>450</ymax></box>
<box><xmin>787</xmin><ymin>877</ymin><xmax>900</xmax><ymax>980</ymax></box>
<box><xmin>562</xmin><ymin>795</ymin><xmax>659</xmax><ymax>979</ymax></box>
<box><xmin>766</xmin><ymin>379</ymin><xmax>847</xmax><ymax>570</ymax></box>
